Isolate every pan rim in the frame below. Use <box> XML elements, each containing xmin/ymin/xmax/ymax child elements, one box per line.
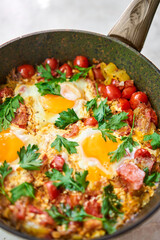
<box><xmin>0</xmin><ymin>29</ymin><xmax>160</xmax><ymax>240</ymax></box>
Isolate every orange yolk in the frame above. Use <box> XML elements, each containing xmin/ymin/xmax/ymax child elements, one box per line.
<box><xmin>0</xmin><ymin>129</ymin><xmax>24</xmax><ymax>163</ymax></box>
<box><xmin>82</xmin><ymin>132</ymin><xmax>120</xmax><ymax>182</ymax></box>
<box><xmin>40</xmin><ymin>94</ymin><xmax>75</xmax><ymax>114</ymax></box>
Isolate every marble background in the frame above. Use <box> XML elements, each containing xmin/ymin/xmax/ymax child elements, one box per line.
<box><xmin>0</xmin><ymin>0</ymin><xmax>160</xmax><ymax>239</ymax></box>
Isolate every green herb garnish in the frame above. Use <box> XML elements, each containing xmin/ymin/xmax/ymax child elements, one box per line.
<box><xmin>143</xmin><ymin>132</ymin><xmax>160</xmax><ymax>150</ymax></box>
<box><xmin>70</xmin><ymin>66</ymin><xmax>93</xmax><ymax>82</ymax></box>
<box><xmin>144</xmin><ymin>167</ymin><xmax>160</xmax><ymax>186</ymax></box>
<box><xmin>11</xmin><ymin>182</ymin><xmax>35</xmax><ymax>203</ymax></box>
<box><xmin>55</xmin><ymin>108</ymin><xmax>79</xmax><ymax>129</ymax></box>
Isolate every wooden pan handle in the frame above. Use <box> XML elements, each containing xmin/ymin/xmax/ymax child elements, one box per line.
<box><xmin>108</xmin><ymin>0</ymin><xmax>160</xmax><ymax>52</ymax></box>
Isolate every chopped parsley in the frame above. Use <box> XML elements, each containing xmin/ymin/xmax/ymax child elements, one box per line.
<box><xmin>11</xmin><ymin>182</ymin><xmax>35</xmax><ymax>203</ymax></box>
<box><xmin>0</xmin><ymin>94</ymin><xmax>24</xmax><ymax>131</ymax></box>
<box><xmin>144</xmin><ymin>167</ymin><xmax>160</xmax><ymax>186</ymax></box>
<box><xmin>35</xmin><ymin>81</ymin><xmax>61</xmax><ymax>96</ymax></box>
<box><xmin>45</xmin><ymin>163</ymin><xmax>89</xmax><ymax>192</ymax></box>
<box><xmin>18</xmin><ymin>144</ymin><xmax>42</xmax><ymax>170</ymax></box>
<box><xmin>0</xmin><ymin>161</ymin><xmax>13</xmax><ymax>203</ymax></box>
<box><xmin>70</xmin><ymin>65</ymin><xmax>93</xmax><ymax>82</ymax></box>
<box><xmin>55</xmin><ymin>108</ymin><xmax>79</xmax><ymax>129</ymax></box>
<box><xmin>51</xmin><ymin>135</ymin><xmax>79</xmax><ymax>154</ymax></box>
<box><xmin>143</xmin><ymin>132</ymin><xmax>160</xmax><ymax>150</ymax></box>
<box><xmin>108</xmin><ymin>115</ymin><xmax>139</xmax><ymax>162</ymax></box>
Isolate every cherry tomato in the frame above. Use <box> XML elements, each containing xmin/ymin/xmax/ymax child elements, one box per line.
<box><xmin>59</xmin><ymin>63</ymin><xmax>73</xmax><ymax>78</ymax></box>
<box><xmin>17</xmin><ymin>64</ymin><xmax>35</xmax><ymax>78</ymax></box>
<box><xmin>111</xmin><ymin>79</ymin><xmax>124</xmax><ymax>91</ymax></box>
<box><xmin>45</xmin><ymin>181</ymin><xmax>60</xmax><ymax>201</ymax></box>
<box><xmin>105</xmin><ymin>85</ymin><xmax>122</xmax><ymax>100</ymax></box>
<box><xmin>84</xmin><ymin>117</ymin><xmax>98</xmax><ymax>127</ymax></box>
<box><xmin>134</xmin><ymin>148</ymin><xmax>151</xmax><ymax>159</ymax></box>
<box><xmin>93</xmin><ymin>68</ymin><xmax>104</xmax><ymax>80</ymax></box>
<box><xmin>124</xmin><ymin>80</ymin><xmax>134</xmax><ymax>88</ymax></box>
<box><xmin>122</xmin><ymin>86</ymin><xmax>137</xmax><ymax>99</ymax></box>
<box><xmin>119</xmin><ymin>98</ymin><xmax>130</xmax><ymax>111</ymax></box>
<box><xmin>130</xmin><ymin>91</ymin><xmax>148</xmax><ymax>109</ymax></box>
<box><xmin>85</xmin><ymin>199</ymin><xmax>102</xmax><ymax>218</ymax></box>
<box><xmin>74</xmin><ymin>56</ymin><xmax>89</xmax><ymax>68</ymax></box>
<box><xmin>44</xmin><ymin>57</ymin><xmax>58</xmax><ymax>70</ymax></box>
<box><xmin>50</xmin><ymin>155</ymin><xmax>65</xmax><ymax>172</ymax></box>
<box><xmin>125</xmin><ymin>109</ymin><xmax>133</xmax><ymax>126</ymax></box>
<box><xmin>98</xmin><ymin>84</ymin><xmax>107</xmax><ymax>98</ymax></box>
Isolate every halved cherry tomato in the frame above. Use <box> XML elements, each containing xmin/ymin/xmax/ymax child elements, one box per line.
<box><xmin>93</xmin><ymin>68</ymin><xmax>104</xmax><ymax>80</ymax></box>
<box><xmin>84</xmin><ymin>117</ymin><xmax>98</xmax><ymax>126</ymax></box>
<box><xmin>85</xmin><ymin>199</ymin><xmax>102</xmax><ymax>218</ymax></box>
<box><xmin>45</xmin><ymin>181</ymin><xmax>60</xmax><ymax>201</ymax></box>
<box><xmin>74</xmin><ymin>56</ymin><xmax>89</xmax><ymax>68</ymax></box>
<box><xmin>17</xmin><ymin>64</ymin><xmax>35</xmax><ymax>78</ymax></box>
<box><xmin>134</xmin><ymin>148</ymin><xmax>151</xmax><ymax>159</ymax></box>
<box><xmin>119</xmin><ymin>98</ymin><xmax>130</xmax><ymax>111</ymax></box>
<box><xmin>44</xmin><ymin>58</ymin><xmax>58</xmax><ymax>70</ymax></box>
<box><xmin>59</xmin><ymin>63</ymin><xmax>73</xmax><ymax>78</ymax></box>
<box><xmin>125</xmin><ymin>109</ymin><xmax>133</xmax><ymax>126</ymax></box>
<box><xmin>122</xmin><ymin>86</ymin><xmax>137</xmax><ymax>99</ymax></box>
<box><xmin>98</xmin><ymin>84</ymin><xmax>107</xmax><ymax>98</ymax></box>
<box><xmin>50</xmin><ymin>155</ymin><xmax>65</xmax><ymax>172</ymax></box>
<box><xmin>130</xmin><ymin>91</ymin><xmax>148</xmax><ymax>109</ymax></box>
<box><xmin>105</xmin><ymin>85</ymin><xmax>122</xmax><ymax>100</ymax></box>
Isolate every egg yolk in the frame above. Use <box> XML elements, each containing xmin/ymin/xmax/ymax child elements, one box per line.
<box><xmin>0</xmin><ymin>129</ymin><xmax>24</xmax><ymax>163</ymax></box>
<box><xmin>40</xmin><ymin>94</ymin><xmax>75</xmax><ymax>114</ymax></box>
<box><xmin>82</xmin><ymin>132</ymin><xmax>120</xmax><ymax>181</ymax></box>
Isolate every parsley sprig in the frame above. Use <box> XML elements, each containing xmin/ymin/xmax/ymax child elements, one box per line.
<box><xmin>143</xmin><ymin>132</ymin><xmax>160</xmax><ymax>150</ymax></box>
<box><xmin>70</xmin><ymin>66</ymin><xmax>93</xmax><ymax>82</ymax></box>
<box><xmin>0</xmin><ymin>161</ymin><xmax>13</xmax><ymax>203</ymax></box>
<box><xmin>35</xmin><ymin>81</ymin><xmax>61</xmax><ymax>96</ymax></box>
<box><xmin>18</xmin><ymin>144</ymin><xmax>42</xmax><ymax>170</ymax></box>
<box><xmin>0</xmin><ymin>94</ymin><xmax>24</xmax><ymax>131</ymax></box>
<box><xmin>55</xmin><ymin>108</ymin><xmax>79</xmax><ymax>129</ymax></box>
<box><xmin>144</xmin><ymin>167</ymin><xmax>160</xmax><ymax>186</ymax></box>
<box><xmin>108</xmin><ymin>115</ymin><xmax>139</xmax><ymax>162</ymax></box>
<box><xmin>11</xmin><ymin>182</ymin><xmax>35</xmax><ymax>203</ymax></box>
<box><xmin>45</xmin><ymin>163</ymin><xmax>89</xmax><ymax>192</ymax></box>
<box><xmin>51</xmin><ymin>135</ymin><xmax>79</xmax><ymax>154</ymax></box>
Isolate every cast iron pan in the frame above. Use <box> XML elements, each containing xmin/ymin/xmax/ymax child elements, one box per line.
<box><xmin>0</xmin><ymin>0</ymin><xmax>160</xmax><ymax>239</ymax></box>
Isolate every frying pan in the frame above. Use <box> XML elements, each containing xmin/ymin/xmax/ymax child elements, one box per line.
<box><xmin>0</xmin><ymin>0</ymin><xmax>160</xmax><ymax>239</ymax></box>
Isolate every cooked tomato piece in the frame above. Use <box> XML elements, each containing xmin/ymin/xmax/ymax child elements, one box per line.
<box><xmin>12</xmin><ymin>200</ymin><xmax>27</xmax><ymax>220</ymax></box>
<box><xmin>117</xmin><ymin>162</ymin><xmax>145</xmax><ymax>191</ymax></box>
<box><xmin>17</xmin><ymin>64</ymin><xmax>35</xmax><ymax>78</ymax></box>
<box><xmin>74</xmin><ymin>56</ymin><xmax>89</xmax><ymax>68</ymax></box>
<box><xmin>122</xmin><ymin>86</ymin><xmax>137</xmax><ymax>99</ymax></box>
<box><xmin>119</xmin><ymin>98</ymin><xmax>130</xmax><ymax>111</ymax></box>
<box><xmin>63</xmin><ymin>124</ymin><xmax>79</xmax><ymax>138</ymax></box>
<box><xmin>98</xmin><ymin>83</ymin><xmax>107</xmax><ymax>97</ymax></box>
<box><xmin>28</xmin><ymin>205</ymin><xmax>43</xmax><ymax>214</ymax></box>
<box><xmin>44</xmin><ymin>58</ymin><xmax>58</xmax><ymax>70</ymax></box>
<box><xmin>134</xmin><ymin>148</ymin><xmax>151</xmax><ymax>159</ymax></box>
<box><xmin>11</xmin><ymin>103</ymin><xmax>28</xmax><ymax>129</ymax></box>
<box><xmin>45</xmin><ymin>181</ymin><xmax>60</xmax><ymax>201</ymax></box>
<box><xmin>85</xmin><ymin>199</ymin><xmax>102</xmax><ymax>218</ymax></box>
<box><xmin>0</xmin><ymin>87</ymin><xmax>13</xmax><ymax>99</ymax></box>
<box><xmin>150</xmin><ymin>108</ymin><xmax>158</xmax><ymax>126</ymax></box>
<box><xmin>105</xmin><ymin>85</ymin><xmax>122</xmax><ymax>100</ymax></box>
<box><xmin>130</xmin><ymin>91</ymin><xmax>148</xmax><ymax>109</ymax></box>
<box><xmin>84</xmin><ymin>117</ymin><xmax>98</xmax><ymax>127</ymax></box>
<box><xmin>111</xmin><ymin>79</ymin><xmax>124</xmax><ymax>91</ymax></box>
<box><xmin>124</xmin><ymin>80</ymin><xmax>134</xmax><ymax>88</ymax></box>
<box><xmin>66</xmin><ymin>192</ymin><xmax>82</xmax><ymax>209</ymax></box>
<box><xmin>93</xmin><ymin>68</ymin><xmax>104</xmax><ymax>80</ymax></box>
<box><xmin>59</xmin><ymin>63</ymin><xmax>73</xmax><ymax>78</ymax></box>
<box><xmin>50</xmin><ymin>155</ymin><xmax>65</xmax><ymax>172</ymax></box>
<box><xmin>124</xmin><ymin>109</ymin><xmax>133</xmax><ymax>126</ymax></box>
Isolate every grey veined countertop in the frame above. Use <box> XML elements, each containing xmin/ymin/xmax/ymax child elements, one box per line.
<box><xmin>0</xmin><ymin>0</ymin><xmax>160</xmax><ymax>240</ymax></box>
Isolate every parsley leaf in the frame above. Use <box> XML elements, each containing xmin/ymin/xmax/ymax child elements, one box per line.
<box><xmin>98</xmin><ymin>123</ymin><xmax>117</xmax><ymax>142</ymax></box>
<box><xmin>45</xmin><ymin>163</ymin><xmax>89</xmax><ymax>192</ymax></box>
<box><xmin>0</xmin><ymin>94</ymin><xmax>24</xmax><ymax>131</ymax></box>
<box><xmin>85</xmin><ymin>98</ymin><xmax>97</xmax><ymax>112</ymax></box>
<box><xmin>37</xmin><ymin>64</ymin><xmax>66</xmax><ymax>83</ymax></box>
<box><xmin>107</xmin><ymin>112</ymin><xmax>128</xmax><ymax>130</ymax></box>
<box><xmin>144</xmin><ymin>167</ymin><xmax>160</xmax><ymax>186</ymax></box>
<box><xmin>55</xmin><ymin>108</ymin><xmax>79</xmax><ymax>129</ymax></box>
<box><xmin>143</xmin><ymin>132</ymin><xmax>160</xmax><ymax>150</ymax></box>
<box><xmin>18</xmin><ymin>144</ymin><xmax>42</xmax><ymax>170</ymax></box>
<box><xmin>35</xmin><ymin>81</ymin><xmax>61</xmax><ymax>96</ymax></box>
<box><xmin>0</xmin><ymin>161</ymin><xmax>13</xmax><ymax>203</ymax></box>
<box><xmin>93</xmin><ymin>98</ymin><xmax>112</xmax><ymax>123</ymax></box>
<box><xmin>11</xmin><ymin>182</ymin><xmax>35</xmax><ymax>203</ymax></box>
<box><xmin>70</xmin><ymin>66</ymin><xmax>93</xmax><ymax>82</ymax></box>
<box><xmin>51</xmin><ymin>135</ymin><xmax>79</xmax><ymax>154</ymax></box>
<box><xmin>109</xmin><ymin>114</ymin><xmax>139</xmax><ymax>162</ymax></box>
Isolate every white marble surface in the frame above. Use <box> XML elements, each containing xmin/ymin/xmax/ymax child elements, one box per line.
<box><xmin>0</xmin><ymin>0</ymin><xmax>160</xmax><ymax>239</ymax></box>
